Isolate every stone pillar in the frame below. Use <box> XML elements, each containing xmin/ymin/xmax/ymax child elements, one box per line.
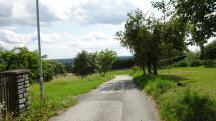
<box><xmin>0</xmin><ymin>69</ymin><xmax>30</xmax><ymax>114</ymax></box>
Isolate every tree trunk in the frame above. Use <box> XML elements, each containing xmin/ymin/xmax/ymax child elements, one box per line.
<box><xmin>153</xmin><ymin>61</ymin><xmax>158</xmax><ymax>75</ymax></box>
<box><xmin>147</xmin><ymin>62</ymin><xmax>152</xmax><ymax>75</ymax></box>
<box><xmin>99</xmin><ymin>71</ymin><xmax>103</xmax><ymax>77</ymax></box>
<box><xmin>142</xmin><ymin>65</ymin><xmax>146</xmax><ymax>75</ymax></box>
<box><xmin>199</xmin><ymin>44</ymin><xmax>205</xmax><ymax>60</ymax></box>
<box><xmin>102</xmin><ymin>72</ymin><xmax>106</xmax><ymax>77</ymax></box>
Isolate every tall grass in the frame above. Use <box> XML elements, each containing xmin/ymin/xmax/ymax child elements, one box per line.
<box><xmin>160</xmin><ymin>89</ymin><xmax>216</xmax><ymax>121</ymax></box>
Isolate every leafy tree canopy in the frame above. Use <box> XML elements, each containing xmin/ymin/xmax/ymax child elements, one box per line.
<box><xmin>204</xmin><ymin>40</ymin><xmax>216</xmax><ymax>60</ymax></box>
<box><xmin>96</xmin><ymin>49</ymin><xmax>117</xmax><ymax>77</ymax></box>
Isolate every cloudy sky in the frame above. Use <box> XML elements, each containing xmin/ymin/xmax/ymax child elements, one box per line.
<box><xmin>0</xmin><ymin>0</ymin><xmax>203</xmax><ymax>59</ymax></box>
<box><xmin>0</xmin><ymin>0</ymin><xmax>162</xmax><ymax>59</ymax></box>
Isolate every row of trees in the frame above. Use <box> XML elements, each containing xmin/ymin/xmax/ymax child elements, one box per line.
<box><xmin>116</xmin><ymin>10</ymin><xmax>186</xmax><ymax>75</ymax></box>
<box><xmin>72</xmin><ymin>50</ymin><xmax>117</xmax><ymax>77</ymax></box>
<box><xmin>0</xmin><ymin>47</ymin><xmax>66</xmax><ymax>82</ymax></box>
<box><xmin>116</xmin><ymin>0</ymin><xmax>216</xmax><ymax>75</ymax></box>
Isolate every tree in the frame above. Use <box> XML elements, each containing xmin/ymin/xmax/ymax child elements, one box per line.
<box><xmin>204</xmin><ymin>40</ymin><xmax>216</xmax><ymax>60</ymax></box>
<box><xmin>96</xmin><ymin>50</ymin><xmax>117</xmax><ymax>77</ymax></box>
<box><xmin>171</xmin><ymin>0</ymin><xmax>216</xmax><ymax>59</ymax></box>
<box><xmin>88</xmin><ymin>52</ymin><xmax>97</xmax><ymax>73</ymax></box>
<box><xmin>72</xmin><ymin>50</ymin><xmax>92</xmax><ymax>76</ymax></box>
<box><xmin>51</xmin><ymin>61</ymin><xmax>67</xmax><ymax>76</ymax></box>
<box><xmin>0</xmin><ymin>47</ymin><xmax>66</xmax><ymax>82</ymax></box>
<box><xmin>0</xmin><ymin>46</ymin><xmax>6</xmax><ymax>71</ymax></box>
<box><xmin>43</xmin><ymin>61</ymin><xmax>54</xmax><ymax>81</ymax></box>
<box><xmin>116</xmin><ymin>10</ymin><xmax>152</xmax><ymax>75</ymax></box>
<box><xmin>116</xmin><ymin>9</ymin><xmax>187</xmax><ymax>75</ymax></box>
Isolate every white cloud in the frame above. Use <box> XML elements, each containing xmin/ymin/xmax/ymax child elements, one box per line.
<box><xmin>0</xmin><ymin>29</ymin><xmax>36</xmax><ymax>48</ymax></box>
<box><xmin>0</xmin><ymin>0</ymin><xmax>152</xmax><ymax>26</ymax></box>
<box><xmin>0</xmin><ymin>1</ymin><xmax>13</xmax><ymax>17</ymax></box>
<box><xmin>0</xmin><ymin>0</ymin><xmax>60</xmax><ymax>26</ymax></box>
<box><xmin>0</xmin><ymin>0</ymin><xmax>160</xmax><ymax>58</ymax></box>
<box><xmin>69</xmin><ymin>0</ymin><xmax>136</xmax><ymax>24</ymax></box>
<box><xmin>0</xmin><ymin>29</ymin><xmax>131</xmax><ymax>59</ymax></box>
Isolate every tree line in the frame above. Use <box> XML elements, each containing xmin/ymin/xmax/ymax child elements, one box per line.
<box><xmin>0</xmin><ymin>47</ymin><xmax>66</xmax><ymax>82</ymax></box>
<box><xmin>116</xmin><ymin>0</ymin><xmax>216</xmax><ymax>75</ymax></box>
<box><xmin>0</xmin><ymin>46</ymin><xmax>130</xmax><ymax>81</ymax></box>
<box><xmin>72</xmin><ymin>49</ymin><xmax>117</xmax><ymax>77</ymax></box>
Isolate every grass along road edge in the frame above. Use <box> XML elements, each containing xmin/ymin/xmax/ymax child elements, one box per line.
<box><xmin>131</xmin><ymin>67</ymin><xmax>216</xmax><ymax>121</ymax></box>
<box><xmin>23</xmin><ymin>70</ymin><xmax>131</xmax><ymax>121</ymax></box>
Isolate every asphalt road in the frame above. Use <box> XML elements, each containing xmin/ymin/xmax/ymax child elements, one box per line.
<box><xmin>50</xmin><ymin>75</ymin><xmax>160</xmax><ymax>121</ymax></box>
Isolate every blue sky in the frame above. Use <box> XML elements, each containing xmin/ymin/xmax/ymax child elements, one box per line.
<box><xmin>0</xmin><ymin>0</ymin><xmax>206</xmax><ymax>59</ymax></box>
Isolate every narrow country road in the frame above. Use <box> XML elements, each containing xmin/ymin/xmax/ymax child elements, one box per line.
<box><xmin>50</xmin><ymin>75</ymin><xmax>160</xmax><ymax>121</ymax></box>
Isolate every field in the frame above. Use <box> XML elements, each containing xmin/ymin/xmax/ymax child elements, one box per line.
<box><xmin>24</xmin><ymin>70</ymin><xmax>131</xmax><ymax>121</ymax></box>
<box><xmin>131</xmin><ymin>66</ymin><xmax>216</xmax><ymax>121</ymax></box>
<box><xmin>159</xmin><ymin>67</ymin><xmax>216</xmax><ymax>97</ymax></box>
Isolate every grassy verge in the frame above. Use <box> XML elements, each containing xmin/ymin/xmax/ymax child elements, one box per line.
<box><xmin>24</xmin><ymin>70</ymin><xmax>131</xmax><ymax>121</ymax></box>
<box><xmin>131</xmin><ymin>67</ymin><xmax>216</xmax><ymax>121</ymax></box>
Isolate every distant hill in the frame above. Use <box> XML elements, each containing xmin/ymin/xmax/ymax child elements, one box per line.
<box><xmin>50</xmin><ymin>56</ymin><xmax>133</xmax><ymax>65</ymax></box>
<box><xmin>50</xmin><ymin>56</ymin><xmax>134</xmax><ymax>72</ymax></box>
<box><xmin>51</xmin><ymin>58</ymin><xmax>74</xmax><ymax>65</ymax></box>
<box><xmin>118</xmin><ymin>56</ymin><xmax>133</xmax><ymax>60</ymax></box>
<box><xmin>50</xmin><ymin>58</ymin><xmax>74</xmax><ymax>73</ymax></box>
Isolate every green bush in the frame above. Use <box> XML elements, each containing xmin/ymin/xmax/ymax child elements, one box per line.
<box><xmin>0</xmin><ymin>47</ymin><xmax>67</xmax><ymax>82</ymax></box>
<box><xmin>160</xmin><ymin>89</ymin><xmax>216</xmax><ymax>121</ymax></box>
<box><xmin>131</xmin><ymin>66</ymin><xmax>140</xmax><ymax>73</ymax></box>
<box><xmin>25</xmin><ymin>99</ymin><xmax>56</xmax><ymax>121</ymax></box>
<box><xmin>204</xmin><ymin>60</ymin><xmax>215</xmax><ymax>67</ymax></box>
<box><xmin>145</xmin><ymin>77</ymin><xmax>176</xmax><ymax>98</ymax></box>
<box><xmin>178</xmin><ymin>62</ymin><xmax>188</xmax><ymax>67</ymax></box>
<box><xmin>190</xmin><ymin>61</ymin><xmax>201</xmax><ymax>67</ymax></box>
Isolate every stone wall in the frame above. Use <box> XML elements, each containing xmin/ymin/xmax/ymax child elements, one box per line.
<box><xmin>0</xmin><ymin>69</ymin><xmax>30</xmax><ymax>115</ymax></box>
<box><xmin>16</xmin><ymin>73</ymin><xmax>30</xmax><ymax>113</ymax></box>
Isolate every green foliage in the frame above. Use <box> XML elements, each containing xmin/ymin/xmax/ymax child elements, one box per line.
<box><xmin>186</xmin><ymin>51</ymin><xmax>200</xmax><ymax>62</ymax></box>
<box><xmin>41</xmin><ymin>61</ymin><xmax>67</xmax><ymax>82</ymax></box>
<box><xmin>25</xmin><ymin>98</ymin><xmax>56</xmax><ymax>121</ymax></box>
<box><xmin>172</xmin><ymin>0</ymin><xmax>216</xmax><ymax>58</ymax></box>
<box><xmin>72</xmin><ymin>50</ymin><xmax>117</xmax><ymax>77</ymax></box>
<box><xmin>0</xmin><ymin>47</ymin><xmax>40</xmax><ymax>81</ymax></box>
<box><xmin>0</xmin><ymin>47</ymin><xmax>66</xmax><ymax>82</ymax></box>
<box><xmin>145</xmin><ymin>77</ymin><xmax>176</xmax><ymax>98</ymax></box>
<box><xmin>190</xmin><ymin>61</ymin><xmax>201</xmax><ymax>67</ymax></box>
<box><xmin>115</xmin><ymin>10</ymin><xmax>152</xmax><ymax>74</ymax></box>
<box><xmin>133</xmin><ymin>75</ymin><xmax>177</xmax><ymax>96</ymax></box>
<box><xmin>172</xmin><ymin>52</ymin><xmax>205</xmax><ymax>67</ymax></box>
<box><xmin>72</xmin><ymin>50</ymin><xmax>93</xmax><ymax>76</ymax></box>
<box><xmin>204</xmin><ymin>60</ymin><xmax>216</xmax><ymax>67</ymax></box>
<box><xmin>204</xmin><ymin>40</ymin><xmax>216</xmax><ymax>60</ymax></box>
<box><xmin>88</xmin><ymin>52</ymin><xmax>97</xmax><ymax>73</ymax></box>
<box><xmin>132</xmin><ymin>67</ymin><xmax>216</xmax><ymax>121</ymax></box>
<box><xmin>52</xmin><ymin>61</ymin><xmax>67</xmax><ymax>76</ymax></box>
<box><xmin>178</xmin><ymin>62</ymin><xmax>188</xmax><ymax>67</ymax></box>
<box><xmin>131</xmin><ymin>66</ymin><xmax>140</xmax><ymax>73</ymax></box>
<box><xmin>116</xmin><ymin>9</ymin><xmax>187</xmax><ymax>75</ymax></box>
<box><xmin>43</xmin><ymin>61</ymin><xmax>54</xmax><ymax>82</ymax></box>
<box><xmin>112</xmin><ymin>57</ymin><xmax>134</xmax><ymax>69</ymax></box>
<box><xmin>161</xmin><ymin>89</ymin><xmax>216</xmax><ymax>121</ymax></box>
<box><xmin>96</xmin><ymin>50</ymin><xmax>117</xmax><ymax>77</ymax></box>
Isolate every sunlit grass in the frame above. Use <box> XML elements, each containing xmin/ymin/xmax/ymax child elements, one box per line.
<box><xmin>131</xmin><ymin>67</ymin><xmax>216</xmax><ymax>121</ymax></box>
<box><xmin>159</xmin><ymin>67</ymin><xmax>216</xmax><ymax>97</ymax></box>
